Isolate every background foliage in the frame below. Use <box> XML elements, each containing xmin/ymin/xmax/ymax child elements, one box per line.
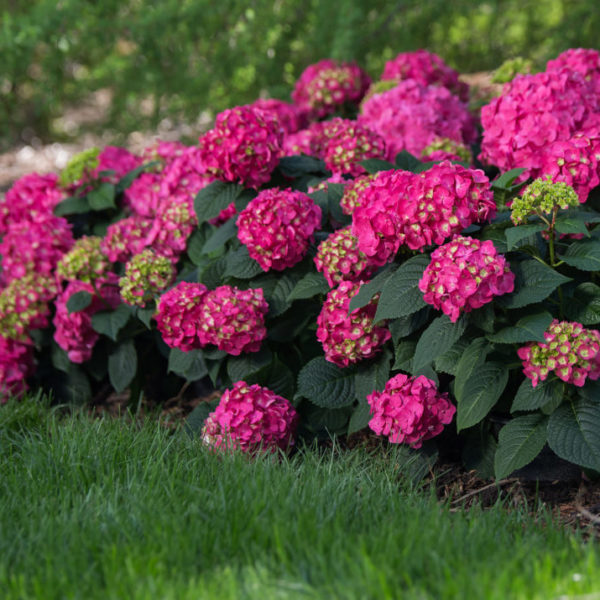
<box><xmin>1</xmin><ymin>0</ymin><xmax>599</xmax><ymax>149</ymax></box>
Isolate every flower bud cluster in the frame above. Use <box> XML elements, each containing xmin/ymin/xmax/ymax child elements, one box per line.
<box><xmin>119</xmin><ymin>249</ymin><xmax>175</xmax><ymax>306</ymax></box>
<box><xmin>56</xmin><ymin>236</ymin><xmax>111</xmax><ymax>283</ymax></box>
<box><xmin>339</xmin><ymin>174</ymin><xmax>376</xmax><ymax>215</ymax></box>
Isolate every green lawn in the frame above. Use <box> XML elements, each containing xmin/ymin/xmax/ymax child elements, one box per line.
<box><xmin>0</xmin><ymin>397</ymin><xmax>598</xmax><ymax>599</ymax></box>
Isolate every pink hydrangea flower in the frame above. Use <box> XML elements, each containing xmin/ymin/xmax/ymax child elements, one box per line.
<box><xmin>53</xmin><ymin>274</ymin><xmax>121</xmax><ymax>364</ymax></box>
<box><xmin>0</xmin><ymin>335</ymin><xmax>35</xmax><ymax>400</ymax></box>
<box><xmin>418</xmin><ymin>236</ymin><xmax>515</xmax><ymax>323</ymax></box>
<box><xmin>518</xmin><ymin>320</ymin><xmax>600</xmax><ymax>388</ymax></box>
<box><xmin>367</xmin><ymin>373</ymin><xmax>456</xmax><ymax>448</ymax></box>
<box><xmin>321</xmin><ymin>119</ymin><xmax>387</xmax><ymax>176</ymax></box>
<box><xmin>247</xmin><ymin>98</ymin><xmax>304</xmax><ymax>134</ymax></box>
<box><xmin>198</xmin><ymin>105</ymin><xmax>283</xmax><ymax>189</ymax></box>
<box><xmin>291</xmin><ymin>59</ymin><xmax>371</xmax><ymax>119</ymax></box>
<box><xmin>381</xmin><ymin>49</ymin><xmax>469</xmax><ymax>102</ymax></box>
<box><xmin>0</xmin><ymin>216</ymin><xmax>73</xmax><ymax>285</ymax></box>
<box><xmin>0</xmin><ymin>172</ymin><xmax>64</xmax><ymax>234</ymax></box>
<box><xmin>101</xmin><ymin>215</ymin><xmax>154</xmax><ymax>263</ymax></box>
<box><xmin>339</xmin><ymin>174</ymin><xmax>376</xmax><ymax>215</ymax></box>
<box><xmin>123</xmin><ymin>172</ymin><xmax>163</xmax><ymax>218</ymax></box>
<box><xmin>539</xmin><ymin>135</ymin><xmax>600</xmax><ymax>202</ymax></box>
<box><xmin>0</xmin><ymin>275</ymin><xmax>58</xmax><ymax>341</ymax></box>
<box><xmin>316</xmin><ymin>280</ymin><xmax>391</xmax><ymax>367</ymax></box>
<box><xmin>95</xmin><ymin>146</ymin><xmax>142</xmax><ymax>180</ymax></box>
<box><xmin>480</xmin><ymin>68</ymin><xmax>600</xmax><ymax>176</ymax></box>
<box><xmin>351</xmin><ymin>169</ymin><xmax>416</xmax><ymax>266</ymax></box>
<box><xmin>359</xmin><ymin>79</ymin><xmax>476</xmax><ymax>160</ymax></box>
<box><xmin>546</xmin><ymin>48</ymin><xmax>600</xmax><ymax>89</ymax></box>
<box><xmin>202</xmin><ymin>381</ymin><xmax>298</xmax><ymax>453</ymax></box>
<box><xmin>197</xmin><ymin>286</ymin><xmax>269</xmax><ymax>355</ymax></box>
<box><xmin>314</xmin><ymin>226</ymin><xmax>377</xmax><ymax>287</ymax></box>
<box><xmin>401</xmin><ymin>161</ymin><xmax>496</xmax><ymax>251</ymax></box>
<box><xmin>236</xmin><ymin>188</ymin><xmax>321</xmax><ymax>271</ymax></box>
<box><xmin>154</xmin><ymin>282</ymin><xmax>209</xmax><ymax>352</ymax></box>
<box><xmin>142</xmin><ymin>140</ymin><xmax>188</xmax><ymax>165</ymax></box>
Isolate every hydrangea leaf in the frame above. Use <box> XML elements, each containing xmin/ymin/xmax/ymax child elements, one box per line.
<box><xmin>297</xmin><ymin>356</ymin><xmax>357</xmax><ymax>409</ymax></box>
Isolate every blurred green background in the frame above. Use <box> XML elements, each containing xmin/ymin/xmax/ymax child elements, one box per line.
<box><xmin>0</xmin><ymin>0</ymin><xmax>598</xmax><ymax>150</ymax></box>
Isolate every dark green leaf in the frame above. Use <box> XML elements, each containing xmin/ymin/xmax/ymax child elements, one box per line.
<box><xmin>136</xmin><ymin>305</ymin><xmax>155</xmax><ymax>329</ymax></box>
<box><xmin>266</xmin><ymin>273</ymin><xmax>300</xmax><ymax>317</ymax></box>
<box><xmin>354</xmin><ymin>349</ymin><xmax>392</xmax><ymax>402</ymax></box>
<box><xmin>224</xmin><ymin>246</ymin><xmax>264</xmax><ymax>279</ymax></box>
<box><xmin>199</xmin><ymin>256</ymin><xmax>228</xmax><ymax>288</ymax></box>
<box><xmin>287</xmin><ymin>272</ymin><xmax>329</xmax><ymax>302</ymax></box>
<box><xmin>511</xmin><ymin>377</ymin><xmax>563</xmax><ymax>413</ymax></box>
<box><xmin>168</xmin><ymin>348</ymin><xmax>208</xmax><ymax>382</ymax></box>
<box><xmin>457</xmin><ymin>362</ymin><xmax>509</xmax><ymax>431</ymax></box>
<box><xmin>470</xmin><ymin>303</ymin><xmax>495</xmax><ymax>333</ymax></box>
<box><xmin>413</xmin><ymin>314</ymin><xmax>467</xmax><ymax>372</ymax></box>
<box><xmin>462</xmin><ymin>426</ymin><xmax>497</xmax><ymax>479</ymax></box>
<box><xmin>560</xmin><ymin>239</ymin><xmax>600</xmax><ymax>271</ymax></box>
<box><xmin>264</xmin><ymin>357</ymin><xmax>295</xmax><ymax>399</ymax></box>
<box><xmin>564</xmin><ymin>282</ymin><xmax>600</xmax><ymax>325</ymax></box>
<box><xmin>394</xmin><ymin>151</ymin><xmax>421</xmax><ymax>172</ymax></box>
<box><xmin>297</xmin><ymin>356</ymin><xmax>356</xmax><ymax>408</ymax></box>
<box><xmin>454</xmin><ymin>338</ymin><xmax>492</xmax><ymax>403</ymax></box>
<box><xmin>360</xmin><ymin>158</ymin><xmax>396</xmax><ymax>174</ymax></box>
<box><xmin>434</xmin><ymin>338</ymin><xmax>470</xmax><ymax>375</ymax></box>
<box><xmin>348</xmin><ymin>400</ymin><xmax>372</xmax><ymax>434</ymax></box>
<box><xmin>388</xmin><ymin>308</ymin><xmax>430</xmax><ymax>343</ymax></box>
<box><xmin>187</xmin><ymin>229</ymin><xmax>210</xmax><ymax>266</ymax></box>
<box><xmin>374</xmin><ymin>255</ymin><xmax>429</xmax><ymax>322</ymax></box>
<box><xmin>50</xmin><ymin>343</ymin><xmax>71</xmax><ymax>373</ymax></box>
<box><xmin>227</xmin><ymin>347</ymin><xmax>273</xmax><ymax>383</ymax></box>
<box><xmin>116</xmin><ymin>161</ymin><xmax>160</xmax><ymax>193</ymax></box>
<box><xmin>108</xmin><ymin>340</ymin><xmax>137</xmax><ymax>393</ymax></box>
<box><xmin>548</xmin><ymin>398</ymin><xmax>600</xmax><ymax>471</ymax></box>
<box><xmin>555</xmin><ymin>216</ymin><xmax>590</xmax><ymax>237</ymax></box>
<box><xmin>184</xmin><ymin>398</ymin><xmax>220</xmax><ymax>438</ymax></box>
<box><xmin>494</xmin><ymin>414</ymin><xmax>549</xmax><ymax>479</ymax></box>
<box><xmin>63</xmin><ymin>366</ymin><xmax>92</xmax><ymax>405</ymax></box>
<box><xmin>492</xmin><ymin>168</ymin><xmax>527</xmax><ymax>190</ymax></box>
<box><xmin>234</xmin><ymin>189</ymin><xmax>257</xmax><ymax>211</ymax></box>
<box><xmin>201</xmin><ymin>218</ymin><xmax>238</xmax><ymax>254</ymax></box>
<box><xmin>278</xmin><ymin>155</ymin><xmax>328</xmax><ymax>177</ymax></box>
<box><xmin>487</xmin><ymin>311</ymin><xmax>553</xmax><ymax>344</ymax></box>
<box><xmin>505</xmin><ymin>223</ymin><xmax>545</xmax><ymax>250</ymax></box>
<box><xmin>499</xmin><ymin>259</ymin><xmax>571</xmax><ymax>309</ymax></box>
<box><xmin>327</xmin><ymin>183</ymin><xmax>351</xmax><ymax>225</ymax></box>
<box><xmin>87</xmin><ymin>182</ymin><xmax>116</xmax><ymax>211</ymax></box>
<box><xmin>66</xmin><ymin>291</ymin><xmax>92</xmax><ymax>314</ymax></box>
<box><xmin>348</xmin><ymin>264</ymin><xmax>397</xmax><ymax>313</ymax></box>
<box><xmin>53</xmin><ymin>195</ymin><xmax>90</xmax><ymax>216</ymax></box>
<box><xmin>393</xmin><ymin>340</ymin><xmax>417</xmax><ymax>371</ymax></box>
<box><xmin>194</xmin><ymin>181</ymin><xmax>244</xmax><ymax>224</ymax></box>
<box><xmin>91</xmin><ymin>304</ymin><xmax>132</xmax><ymax>341</ymax></box>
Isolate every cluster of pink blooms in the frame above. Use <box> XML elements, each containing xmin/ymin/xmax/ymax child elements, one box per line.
<box><xmin>0</xmin><ymin>336</ymin><xmax>35</xmax><ymax>400</ymax></box>
<box><xmin>339</xmin><ymin>174</ymin><xmax>376</xmax><ymax>215</ymax></box>
<box><xmin>56</xmin><ymin>236</ymin><xmax>110</xmax><ymax>283</ymax></box>
<box><xmin>197</xmin><ymin>286</ymin><xmax>269</xmax><ymax>355</ymax></box>
<box><xmin>247</xmin><ymin>98</ymin><xmax>304</xmax><ymax>134</ymax></box>
<box><xmin>352</xmin><ymin>163</ymin><xmax>495</xmax><ymax>265</ymax></box>
<box><xmin>0</xmin><ymin>173</ymin><xmax>64</xmax><ymax>233</ymax></box>
<box><xmin>314</xmin><ymin>226</ymin><xmax>376</xmax><ymax>287</ymax></box>
<box><xmin>480</xmin><ymin>56</ymin><xmax>600</xmax><ymax>197</ymax></box>
<box><xmin>316</xmin><ymin>280</ymin><xmax>390</xmax><ymax>366</ymax></box>
<box><xmin>236</xmin><ymin>188</ymin><xmax>321</xmax><ymax>271</ymax></box>
<box><xmin>202</xmin><ymin>381</ymin><xmax>298</xmax><ymax>453</ymax></box>
<box><xmin>53</xmin><ymin>274</ymin><xmax>121</xmax><ymax>363</ymax></box>
<box><xmin>546</xmin><ymin>48</ymin><xmax>600</xmax><ymax>89</ymax></box>
<box><xmin>321</xmin><ymin>119</ymin><xmax>387</xmax><ymax>176</ymax></box>
<box><xmin>155</xmin><ymin>282</ymin><xmax>269</xmax><ymax>355</ymax></box>
<box><xmin>119</xmin><ymin>249</ymin><xmax>175</xmax><ymax>307</ymax></box>
<box><xmin>359</xmin><ymin>79</ymin><xmax>476</xmax><ymax>159</ymax></box>
<box><xmin>198</xmin><ymin>105</ymin><xmax>283</xmax><ymax>189</ymax></box>
<box><xmin>421</xmin><ymin>137</ymin><xmax>472</xmax><ymax>163</ymax></box>
<box><xmin>0</xmin><ymin>275</ymin><xmax>57</xmax><ymax>340</ymax></box>
<box><xmin>518</xmin><ymin>320</ymin><xmax>600</xmax><ymax>388</ymax></box>
<box><xmin>418</xmin><ymin>236</ymin><xmax>515</xmax><ymax>323</ymax></box>
<box><xmin>291</xmin><ymin>59</ymin><xmax>371</xmax><ymax>119</ymax></box>
<box><xmin>367</xmin><ymin>373</ymin><xmax>456</xmax><ymax>448</ymax></box>
<box><xmin>381</xmin><ymin>49</ymin><xmax>469</xmax><ymax>102</ymax></box>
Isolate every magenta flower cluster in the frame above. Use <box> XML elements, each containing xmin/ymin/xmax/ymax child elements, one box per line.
<box><xmin>236</xmin><ymin>188</ymin><xmax>321</xmax><ymax>271</ymax></box>
<box><xmin>367</xmin><ymin>373</ymin><xmax>456</xmax><ymax>448</ymax></box>
<box><xmin>155</xmin><ymin>282</ymin><xmax>268</xmax><ymax>356</ymax></box>
<box><xmin>202</xmin><ymin>381</ymin><xmax>298</xmax><ymax>453</ymax></box>
<box><xmin>381</xmin><ymin>49</ymin><xmax>469</xmax><ymax>102</ymax></box>
<box><xmin>198</xmin><ymin>105</ymin><xmax>283</xmax><ymax>189</ymax></box>
<box><xmin>314</xmin><ymin>226</ymin><xmax>376</xmax><ymax>288</ymax></box>
<box><xmin>316</xmin><ymin>280</ymin><xmax>390</xmax><ymax>367</ymax></box>
<box><xmin>339</xmin><ymin>174</ymin><xmax>376</xmax><ymax>215</ymax></box>
<box><xmin>291</xmin><ymin>59</ymin><xmax>370</xmax><ymax>119</ymax></box>
<box><xmin>418</xmin><ymin>236</ymin><xmax>515</xmax><ymax>323</ymax></box>
<box><xmin>518</xmin><ymin>320</ymin><xmax>600</xmax><ymax>388</ymax></box>
<box><xmin>359</xmin><ymin>79</ymin><xmax>476</xmax><ymax>160</ymax></box>
<box><xmin>0</xmin><ymin>336</ymin><xmax>35</xmax><ymax>400</ymax></box>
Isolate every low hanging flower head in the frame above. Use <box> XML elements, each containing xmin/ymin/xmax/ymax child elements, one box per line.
<box><xmin>236</xmin><ymin>188</ymin><xmax>321</xmax><ymax>272</ymax></box>
<box><xmin>119</xmin><ymin>249</ymin><xmax>176</xmax><ymax>307</ymax></box>
<box><xmin>202</xmin><ymin>381</ymin><xmax>298</xmax><ymax>453</ymax></box>
<box><xmin>316</xmin><ymin>280</ymin><xmax>391</xmax><ymax>367</ymax></box>
<box><xmin>0</xmin><ymin>335</ymin><xmax>35</xmax><ymax>401</ymax></box>
<box><xmin>367</xmin><ymin>373</ymin><xmax>456</xmax><ymax>449</ymax></box>
<box><xmin>518</xmin><ymin>320</ymin><xmax>600</xmax><ymax>387</ymax></box>
<box><xmin>418</xmin><ymin>236</ymin><xmax>515</xmax><ymax>323</ymax></box>
<box><xmin>510</xmin><ymin>176</ymin><xmax>580</xmax><ymax>225</ymax></box>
